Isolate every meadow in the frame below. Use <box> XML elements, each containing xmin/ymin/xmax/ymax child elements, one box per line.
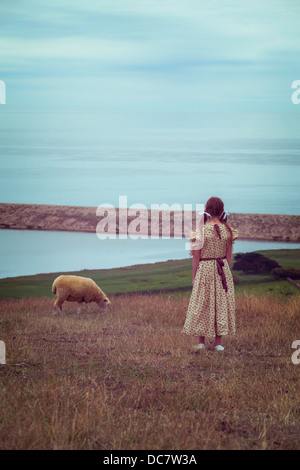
<box><xmin>0</xmin><ymin>249</ymin><xmax>299</xmax><ymax>450</ymax></box>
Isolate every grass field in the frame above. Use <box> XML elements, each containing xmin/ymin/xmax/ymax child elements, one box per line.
<box><xmin>0</xmin><ymin>292</ymin><xmax>299</xmax><ymax>450</ymax></box>
<box><xmin>0</xmin><ymin>249</ymin><xmax>299</xmax><ymax>450</ymax></box>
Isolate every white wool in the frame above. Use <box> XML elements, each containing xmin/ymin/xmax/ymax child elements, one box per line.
<box><xmin>52</xmin><ymin>275</ymin><xmax>110</xmax><ymax>314</ymax></box>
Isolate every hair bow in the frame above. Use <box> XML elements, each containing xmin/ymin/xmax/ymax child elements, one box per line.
<box><xmin>198</xmin><ymin>211</ymin><xmax>211</xmax><ymax>217</ymax></box>
<box><xmin>222</xmin><ymin>210</ymin><xmax>229</xmax><ymax>220</ymax></box>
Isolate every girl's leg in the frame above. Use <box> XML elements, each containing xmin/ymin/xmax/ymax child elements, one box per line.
<box><xmin>194</xmin><ymin>335</ymin><xmax>205</xmax><ymax>350</ymax></box>
<box><xmin>214</xmin><ymin>335</ymin><xmax>222</xmax><ymax>347</ymax></box>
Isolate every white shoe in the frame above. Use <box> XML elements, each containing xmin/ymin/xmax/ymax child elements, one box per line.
<box><xmin>214</xmin><ymin>345</ymin><xmax>224</xmax><ymax>351</ymax></box>
<box><xmin>194</xmin><ymin>343</ymin><xmax>205</xmax><ymax>350</ymax></box>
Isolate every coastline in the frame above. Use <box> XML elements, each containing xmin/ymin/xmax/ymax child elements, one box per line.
<box><xmin>0</xmin><ymin>202</ymin><xmax>300</xmax><ymax>241</ymax></box>
<box><xmin>0</xmin><ymin>248</ymin><xmax>299</xmax><ymax>299</ymax></box>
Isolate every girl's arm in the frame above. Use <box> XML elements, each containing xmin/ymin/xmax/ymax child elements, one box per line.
<box><xmin>192</xmin><ymin>249</ymin><xmax>201</xmax><ymax>284</ymax></box>
<box><xmin>226</xmin><ymin>243</ymin><xmax>233</xmax><ymax>267</ymax></box>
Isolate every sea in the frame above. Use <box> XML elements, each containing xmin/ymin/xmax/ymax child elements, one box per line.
<box><xmin>0</xmin><ymin>112</ymin><xmax>299</xmax><ymax>278</ymax></box>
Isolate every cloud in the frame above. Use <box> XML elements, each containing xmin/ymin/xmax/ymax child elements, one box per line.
<box><xmin>1</xmin><ymin>0</ymin><xmax>299</xmax><ymax>68</ymax></box>
<box><xmin>0</xmin><ymin>0</ymin><xmax>299</xmax><ymax>119</ymax></box>
<box><xmin>0</xmin><ymin>36</ymin><xmax>145</xmax><ymax>62</ymax></box>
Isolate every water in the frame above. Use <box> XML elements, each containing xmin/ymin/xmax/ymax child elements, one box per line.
<box><xmin>0</xmin><ymin>229</ymin><xmax>299</xmax><ymax>279</ymax></box>
<box><xmin>0</xmin><ymin>112</ymin><xmax>299</xmax><ymax>214</ymax></box>
<box><xmin>0</xmin><ymin>112</ymin><xmax>299</xmax><ymax>278</ymax></box>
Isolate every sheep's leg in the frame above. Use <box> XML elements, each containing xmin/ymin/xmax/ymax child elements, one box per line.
<box><xmin>77</xmin><ymin>302</ymin><xmax>90</xmax><ymax>314</ymax></box>
<box><xmin>54</xmin><ymin>299</ymin><xmax>63</xmax><ymax>315</ymax></box>
<box><xmin>54</xmin><ymin>288</ymin><xmax>69</xmax><ymax>315</ymax></box>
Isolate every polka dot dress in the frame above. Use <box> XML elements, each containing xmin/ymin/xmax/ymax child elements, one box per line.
<box><xmin>182</xmin><ymin>223</ymin><xmax>238</xmax><ymax>338</ymax></box>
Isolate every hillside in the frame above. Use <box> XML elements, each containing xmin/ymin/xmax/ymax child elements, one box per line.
<box><xmin>0</xmin><ymin>249</ymin><xmax>299</xmax><ymax>449</ymax></box>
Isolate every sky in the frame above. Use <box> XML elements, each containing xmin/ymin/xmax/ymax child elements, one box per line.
<box><xmin>0</xmin><ymin>0</ymin><xmax>300</xmax><ymax>139</ymax></box>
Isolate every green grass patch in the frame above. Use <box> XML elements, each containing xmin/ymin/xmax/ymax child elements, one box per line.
<box><xmin>257</xmin><ymin>249</ymin><xmax>300</xmax><ymax>269</ymax></box>
<box><xmin>0</xmin><ymin>249</ymin><xmax>299</xmax><ymax>301</ymax></box>
<box><xmin>234</xmin><ymin>279</ymin><xmax>299</xmax><ymax>296</ymax></box>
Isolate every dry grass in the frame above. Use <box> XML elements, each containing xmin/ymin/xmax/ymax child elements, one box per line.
<box><xmin>0</xmin><ymin>292</ymin><xmax>299</xmax><ymax>450</ymax></box>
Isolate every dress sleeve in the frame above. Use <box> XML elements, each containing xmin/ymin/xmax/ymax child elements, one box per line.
<box><xmin>231</xmin><ymin>228</ymin><xmax>239</xmax><ymax>243</ymax></box>
<box><xmin>189</xmin><ymin>228</ymin><xmax>202</xmax><ymax>255</ymax></box>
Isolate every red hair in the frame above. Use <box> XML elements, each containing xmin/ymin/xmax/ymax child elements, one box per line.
<box><xmin>204</xmin><ymin>197</ymin><xmax>233</xmax><ymax>242</ymax></box>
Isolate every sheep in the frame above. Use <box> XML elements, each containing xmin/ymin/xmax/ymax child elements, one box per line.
<box><xmin>52</xmin><ymin>275</ymin><xmax>111</xmax><ymax>314</ymax></box>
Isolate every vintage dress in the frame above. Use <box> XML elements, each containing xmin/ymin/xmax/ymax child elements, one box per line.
<box><xmin>182</xmin><ymin>223</ymin><xmax>238</xmax><ymax>337</ymax></box>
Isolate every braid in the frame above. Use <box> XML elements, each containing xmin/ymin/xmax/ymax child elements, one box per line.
<box><xmin>220</xmin><ymin>214</ymin><xmax>233</xmax><ymax>243</ymax></box>
<box><xmin>205</xmin><ymin>197</ymin><xmax>233</xmax><ymax>243</ymax></box>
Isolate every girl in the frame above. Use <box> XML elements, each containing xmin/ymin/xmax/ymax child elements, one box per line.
<box><xmin>182</xmin><ymin>197</ymin><xmax>238</xmax><ymax>351</ymax></box>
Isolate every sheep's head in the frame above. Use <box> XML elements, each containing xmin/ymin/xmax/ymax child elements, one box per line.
<box><xmin>97</xmin><ymin>295</ymin><xmax>111</xmax><ymax>310</ymax></box>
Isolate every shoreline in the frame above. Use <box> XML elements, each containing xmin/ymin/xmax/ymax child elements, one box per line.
<box><xmin>0</xmin><ymin>202</ymin><xmax>300</xmax><ymax>241</ymax></box>
<box><xmin>1</xmin><ymin>248</ymin><xmax>299</xmax><ymax>300</ymax></box>
<box><xmin>1</xmin><ymin>226</ymin><xmax>300</xmax><ymax>245</ymax></box>
<box><xmin>1</xmin><ymin>243</ymin><xmax>299</xmax><ymax>282</ymax></box>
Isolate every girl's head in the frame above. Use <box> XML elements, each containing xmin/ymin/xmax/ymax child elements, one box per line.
<box><xmin>204</xmin><ymin>196</ymin><xmax>233</xmax><ymax>241</ymax></box>
<box><xmin>205</xmin><ymin>197</ymin><xmax>227</xmax><ymax>221</ymax></box>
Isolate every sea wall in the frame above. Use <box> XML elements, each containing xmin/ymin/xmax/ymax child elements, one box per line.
<box><xmin>0</xmin><ymin>203</ymin><xmax>299</xmax><ymax>241</ymax></box>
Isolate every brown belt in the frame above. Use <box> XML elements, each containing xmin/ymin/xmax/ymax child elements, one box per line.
<box><xmin>199</xmin><ymin>256</ymin><xmax>228</xmax><ymax>292</ymax></box>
